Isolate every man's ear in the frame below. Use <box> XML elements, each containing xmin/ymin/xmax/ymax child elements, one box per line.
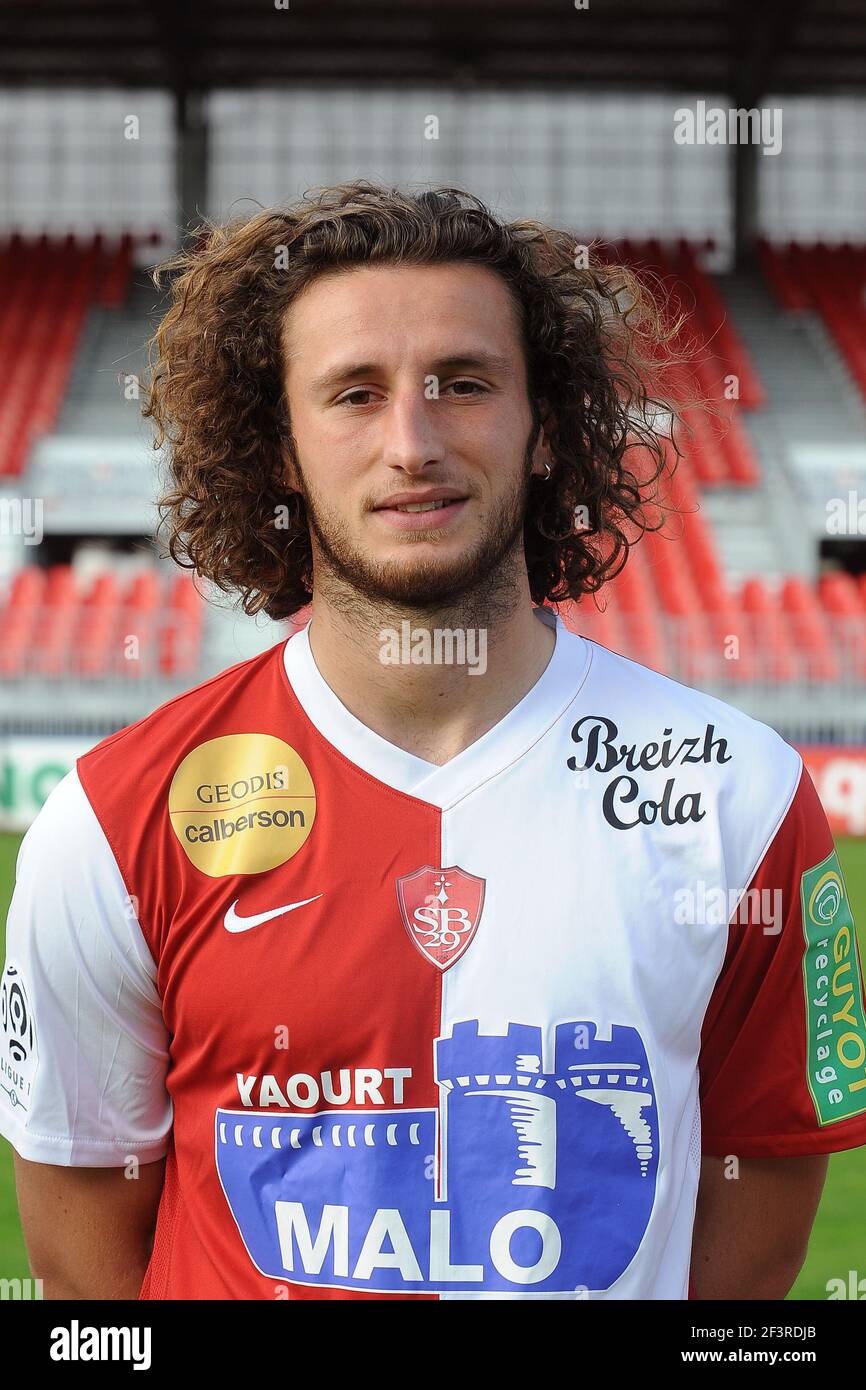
<box><xmin>530</xmin><ymin>398</ymin><xmax>556</xmax><ymax>478</ymax></box>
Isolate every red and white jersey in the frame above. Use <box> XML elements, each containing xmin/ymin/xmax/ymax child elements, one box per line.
<box><xmin>2</xmin><ymin>607</ymin><xmax>866</xmax><ymax>1300</ymax></box>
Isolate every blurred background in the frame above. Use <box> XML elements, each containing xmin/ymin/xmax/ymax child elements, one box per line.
<box><xmin>0</xmin><ymin>0</ymin><xmax>864</xmax><ymax>1299</ymax></box>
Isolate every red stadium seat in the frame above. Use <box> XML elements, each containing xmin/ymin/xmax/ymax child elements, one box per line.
<box><xmin>818</xmin><ymin>572</ymin><xmax>866</xmax><ymax>678</ymax></box>
<box><xmin>756</xmin><ymin>239</ymin><xmax>811</xmax><ymax>313</ymax></box>
<box><xmin>0</xmin><ymin>564</ymin><xmax>205</xmax><ymax>680</ymax></box>
<box><xmin>0</xmin><ymin>234</ymin><xmax>140</xmax><ymax>476</ymax></box>
<box><xmin>763</xmin><ymin>243</ymin><xmax>866</xmax><ymax>405</ymax></box>
<box><xmin>160</xmin><ymin>576</ymin><xmax>204</xmax><ymax>676</ymax></box>
<box><xmin>740</xmin><ymin>578</ymin><xmax>798</xmax><ymax>682</ymax></box>
<box><xmin>780</xmin><ymin>577</ymin><xmax>841</xmax><ymax>683</ymax></box>
<box><xmin>675</xmin><ymin>242</ymin><xmax>765</xmax><ymax>409</ymax></box>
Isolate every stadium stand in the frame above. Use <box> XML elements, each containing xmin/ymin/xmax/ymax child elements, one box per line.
<box><xmin>759</xmin><ymin>242</ymin><xmax>866</xmax><ymax>403</ymax></box>
<box><xmin>0</xmin><ymin>233</ymin><xmax>134</xmax><ymax>478</ymax></box>
<box><xmin>604</xmin><ymin>239</ymin><xmax>763</xmax><ymax>487</ymax></box>
<box><xmin>0</xmin><ymin>565</ymin><xmax>203</xmax><ymax>680</ymax></box>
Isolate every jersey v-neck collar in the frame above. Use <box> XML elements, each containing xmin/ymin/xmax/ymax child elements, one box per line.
<box><xmin>281</xmin><ymin>607</ymin><xmax>592</xmax><ymax>809</ymax></box>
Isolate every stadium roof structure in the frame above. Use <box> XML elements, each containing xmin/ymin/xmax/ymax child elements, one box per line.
<box><xmin>2</xmin><ymin>0</ymin><xmax>862</xmax><ymax>264</ymax></box>
<box><xmin>1</xmin><ymin>0</ymin><xmax>865</xmax><ymax>96</ymax></box>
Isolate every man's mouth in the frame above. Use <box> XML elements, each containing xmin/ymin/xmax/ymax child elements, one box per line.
<box><xmin>392</xmin><ymin>499</ymin><xmax>452</xmax><ymax>513</ymax></box>
<box><xmin>372</xmin><ymin>492</ymin><xmax>469</xmax><ymax>530</ymax></box>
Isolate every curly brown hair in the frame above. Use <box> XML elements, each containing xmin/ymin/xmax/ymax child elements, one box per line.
<box><xmin>144</xmin><ymin>180</ymin><xmax>685</xmax><ymax>621</ymax></box>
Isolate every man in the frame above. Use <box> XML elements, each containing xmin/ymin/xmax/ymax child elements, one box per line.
<box><xmin>2</xmin><ymin>182</ymin><xmax>865</xmax><ymax>1300</ymax></box>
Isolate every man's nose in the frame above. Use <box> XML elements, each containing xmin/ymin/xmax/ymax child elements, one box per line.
<box><xmin>381</xmin><ymin>387</ymin><xmax>448</xmax><ymax>472</ymax></box>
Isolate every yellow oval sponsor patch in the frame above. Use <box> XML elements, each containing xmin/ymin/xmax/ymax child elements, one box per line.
<box><xmin>169</xmin><ymin>734</ymin><xmax>316</xmax><ymax>877</ymax></box>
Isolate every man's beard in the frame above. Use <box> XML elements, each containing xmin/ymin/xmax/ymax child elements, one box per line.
<box><xmin>293</xmin><ymin>434</ymin><xmax>535</xmax><ymax>622</ymax></box>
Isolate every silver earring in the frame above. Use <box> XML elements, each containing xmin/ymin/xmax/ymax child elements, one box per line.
<box><xmin>541</xmin><ymin>460</ymin><xmax>552</xmax><ymax>481</ymax></box>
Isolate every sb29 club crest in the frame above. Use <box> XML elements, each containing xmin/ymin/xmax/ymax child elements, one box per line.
<box><xmin>396</xmin><ymin>865</ymin><xmax>485</xmax><ymax>972</ymax></box>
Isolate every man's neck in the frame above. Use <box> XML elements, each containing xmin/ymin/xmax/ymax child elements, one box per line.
<box><xmin>303</xmin><ymin>589</ymin><xmax>557</xmax><ymax>767</ymax></box>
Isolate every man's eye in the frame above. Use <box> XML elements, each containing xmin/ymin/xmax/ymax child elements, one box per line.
<box><xmin>444</xmin><ymin>379</ymin><xmax>486</xmax><ymax>397</ymax></box>
<box><xmin>339</xmin><ymin>388</ymin><xmax>377</xmax><ymax>406</ymax></box>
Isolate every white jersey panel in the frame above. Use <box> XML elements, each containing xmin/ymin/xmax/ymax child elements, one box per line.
<box><xmin>0</xmin><ymin>769</ymin><xmax>172</xmax><ymax>1166</ymax></box>
<box><xmin>434</xmin><ymin>636</ymin><xmax>802</xmax><ymax>1299</ymax></box>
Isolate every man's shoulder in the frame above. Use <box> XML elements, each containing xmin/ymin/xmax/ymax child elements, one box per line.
<box><xmin>77</xmin><ymin>636</ymin><xmax>293</xmax><ymax>783</ymax></box>
<box><xmin>576</xmin><ymin>637</ymin><xmax>807</xmax><ymax>891</ymax></box>
<box><xmin>575</xmin><ymin>634</ymin><xmax>803</xmax><ymax>860</ymax></box>
<box><xmin>582</xmin><ymin>634</ymin><xmax>798</xmax><ymax>768</ymax></box>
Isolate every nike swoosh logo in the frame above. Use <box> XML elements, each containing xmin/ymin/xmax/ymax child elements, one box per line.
<box><xmin>223</xmin><ymin>895</ymin><xmax>323</xmax><ymax>933</ymax></box>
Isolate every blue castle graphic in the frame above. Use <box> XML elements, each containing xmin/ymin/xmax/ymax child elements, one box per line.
<box><xmin>216</xmin><ymin>1019</ymin><xmax>659</xmax><ymax>1294</ymax></box>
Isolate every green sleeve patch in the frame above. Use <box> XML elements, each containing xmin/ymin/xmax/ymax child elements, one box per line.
<box><xmin>801</xmin><ymin>849</ymin><xmax>866</xmax><ymax>1125</ymax></box>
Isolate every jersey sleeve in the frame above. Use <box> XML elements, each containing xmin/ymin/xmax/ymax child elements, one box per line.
<box><xmin>699</xmin><ymin>761</ymin><xmax>866</xmax><ymax>1158</ymax></box>
<box><xmin>0</xmin><ymin>768</ymin><xmax>172</xmax><ymax>1167</ymax></box>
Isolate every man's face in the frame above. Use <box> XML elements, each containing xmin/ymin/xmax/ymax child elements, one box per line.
<box><xmin>281</xmin><ymin>261</ymin><xmax>549</xmax><ymax>609</ymax></box>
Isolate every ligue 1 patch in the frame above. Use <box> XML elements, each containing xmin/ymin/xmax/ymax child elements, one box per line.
<box><xmin>801</xmin><ymin>850</ymin><xmax>866</xmax><ymax>1125</ymax></box>
<box><xmin>0</xmin><ymin>961</ymin><xmax>38</xmax><ymax>1113</ymax></box>
<box><xmin>168</xmin><ymin>734</ymin><xmax>316</xmax><ymax>878</ymax></box>
<box><xmin>396</xmin><ymin>865</ymin><xmax>485</xmax><ymax>971</ymax></box>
